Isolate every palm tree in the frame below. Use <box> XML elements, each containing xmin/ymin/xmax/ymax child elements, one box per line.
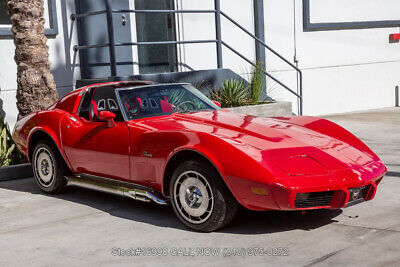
<box><xmin>7</xmin><ymin>0</ymin><xmax>58</xmax><ymax>119</ymax></box>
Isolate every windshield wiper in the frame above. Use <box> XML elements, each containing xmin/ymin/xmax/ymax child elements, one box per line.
<box><xmin>175</xmin><ymin>110</ymin><xmax>194</xmax><ymax>114</ymax></box>
<box><xmin>175</xmin><ymin>108</ymin><xmax>214</xmax><ymax>114</ymax></box>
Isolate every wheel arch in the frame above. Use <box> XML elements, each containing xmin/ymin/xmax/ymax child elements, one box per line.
<box><xmin>27</xmin><ymin>128</ymin><xmax>72</xmax><ymax>171</ymax></box>
<box><xmin>162</xmin><ymin>149</ymin><xmax>227</xmax><ymax>197</ymax></box>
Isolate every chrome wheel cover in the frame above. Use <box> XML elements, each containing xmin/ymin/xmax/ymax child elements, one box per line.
<box><xmin>173</xmin><ymin>170</ymin><xmax>214</xmax><ymax>224</ymax></box>
<box><xmin>33</xmin><ymin>147</ymin><xmax>55</xmax><ymax>188</ymax></box>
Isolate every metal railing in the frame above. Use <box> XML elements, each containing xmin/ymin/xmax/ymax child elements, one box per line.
<box><xmin>71</xmin><ymin>0</ymin><xmax>303</xmax><ymax>114</ymax></box>
<box><xmin>219</xmin><ymin>11</ymin><xmax>303</xmax><ymax>114</ymax></box>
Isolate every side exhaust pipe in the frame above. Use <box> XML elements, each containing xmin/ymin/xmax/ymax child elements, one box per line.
<box><xmin>66</xmin><ymin>175</ymin><xmax>169</xmax><ymax>206</ymax></box>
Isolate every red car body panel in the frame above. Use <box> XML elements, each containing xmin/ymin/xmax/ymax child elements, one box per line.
<box><xmin>12</xmin><ymin>82</ymin><xmax>387</xmax><ymax>212</ymax></box>
<box><xmin>61</xmin><ymin>118</ymin><xmax>131</xmax><ymax>181</ymax></box>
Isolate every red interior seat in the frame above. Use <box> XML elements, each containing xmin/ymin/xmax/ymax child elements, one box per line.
<box><xmin>160</xmin><ymin>96</ymin><xmax>173</xmax><ymax>113</ymax></box>
<box><xmin>89</xmin><ymin>100</ymin><xmax>99</xmax><ymax>121</ymax></box>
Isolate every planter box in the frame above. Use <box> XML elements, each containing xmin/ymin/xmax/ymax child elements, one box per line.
<box><xmin>0</xmin><ymin>163</ymin><xmax>33</xmax><ymax>182</ymax></box>
<box><xmin>227</xmin><ymin>101</ymin><xmax>292</xmax><ymax>118</ymax></box>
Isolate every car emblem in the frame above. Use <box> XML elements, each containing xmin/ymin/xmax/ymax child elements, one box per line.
<box><xmin>352</xmin><ymin>189</ymin><xmax>360</xmax><ymax>200</ymax></box>
<box><xmin>142</xmin><ymin>151</ymin><xmax>153</xmax><ymax>158</ymax></box>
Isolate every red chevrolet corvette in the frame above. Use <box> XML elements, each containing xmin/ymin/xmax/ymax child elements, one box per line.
<box><xmin>13</xmin><ymin>81</ymin><xmax>386</xmax><ymax>231</ymax></box>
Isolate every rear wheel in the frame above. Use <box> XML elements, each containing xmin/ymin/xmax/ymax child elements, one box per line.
<box><xmin>170</xmin><ymin>160</ymin><xmax>238</xmax><ymax>232</ymax></box>
<box><xmin>32</xmin><ymin>140</ymin><xmax>67</xmax><ymax>194</ymax></box>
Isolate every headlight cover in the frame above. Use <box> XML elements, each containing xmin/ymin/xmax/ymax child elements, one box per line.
<box><xmin>270</xmin><ymin>155</ymin><xmax>329</xmax><ymax>176</ymax></box>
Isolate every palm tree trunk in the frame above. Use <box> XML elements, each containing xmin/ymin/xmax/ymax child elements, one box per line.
<box><xmin>7</xmin><ymin>0</ymin><xmax>58</xmax><ymax>119</ymax></box>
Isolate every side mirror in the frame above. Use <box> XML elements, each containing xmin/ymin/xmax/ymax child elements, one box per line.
<box><xmin>98</xmin><ymin>111</ymin><xmax>116</xmax><ymax>127</ymax></box>
<box><xmin>212</xmin><ymin>100</ymin><xmax>221</xmax><ymax>107</ymax></box>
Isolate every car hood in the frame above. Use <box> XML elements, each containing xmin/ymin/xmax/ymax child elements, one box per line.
<box><xmin>173</xmin><ymin>110</ymin><xmax>375</xmax><ymax>173</ymax></box>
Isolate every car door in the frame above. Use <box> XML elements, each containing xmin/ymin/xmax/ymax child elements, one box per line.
<box><xmin>61</xmin><ymin>88</ymin><xmax>130</xmax><ymax>181</ymax></box>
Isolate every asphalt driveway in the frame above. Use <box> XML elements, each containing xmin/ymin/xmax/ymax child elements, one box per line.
<box><xmin>1</xmin><ymin>107</ymin><xmax>399</xmax><ymax>266</ymax></box>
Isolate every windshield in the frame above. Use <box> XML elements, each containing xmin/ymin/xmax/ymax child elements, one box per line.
<box><xmin>117</xmin><ymin>84</ymin><xmax>219</xmax><ymax>120</ymax></box>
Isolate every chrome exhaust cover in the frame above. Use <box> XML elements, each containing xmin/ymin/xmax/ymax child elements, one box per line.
<box><xmin>66</xmin><ymin>175</ymin><xmax>169</xmax><ymax>206</ymax></box>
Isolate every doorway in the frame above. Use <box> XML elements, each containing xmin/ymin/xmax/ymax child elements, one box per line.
<box><xmin>134</xmin><ymin>0</ymin><xmax>178</xmax><ymax>74</ymax></box>
<box><xmin>75</xmin><ymin>0</ymin><xmax>134</xmax><ymax>79</ymax></box>
<box><xmin>75</xmin><ymin>0</ymin><xmax>178</xmax><ymax>78</ymax></box>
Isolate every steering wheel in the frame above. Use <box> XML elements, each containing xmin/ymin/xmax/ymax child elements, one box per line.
<box><xmin>175</xmin><ymin>101</ymin><xmax>196</xmax><ymax>112</ymax></box>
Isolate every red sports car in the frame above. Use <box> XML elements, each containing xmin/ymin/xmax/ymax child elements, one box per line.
<box><xmin>13</xmin><ymin>81</ymin><xmax>387</xmax><ymax>231</ymax></box>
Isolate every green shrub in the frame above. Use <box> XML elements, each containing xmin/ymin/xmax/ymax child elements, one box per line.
<box><xmin>0</xmin><ymin>128</ymin><xmax>15</xmax><ymax>167</ymax></box>
<box><xmin>248</xmin><ymin>62</ymin><xmax>265</xmax><ymax>105</ymax></box>
<box><xmin>0</xmin><ymin>117</ymin><xmax>27</xmax><ymax>167</ymax></box>
<box><xmin>211</xmin><ymin>79</ymin><xmax>248</xmax><ymax>108</ymax></box>
<box><xmin>210</xmin><ymin>63</ymin><xmax>278</xmax><ymax>108</ymax></box>
<box><xmin>168</xmin><ymin>88</ymin><xmax>186</xmax><ymax>107</ymax></box>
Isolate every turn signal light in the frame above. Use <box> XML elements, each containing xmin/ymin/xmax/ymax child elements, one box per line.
<box><xmin>251</xmin><ymin>187</ymin><xmax>268</xmax><ymax>196</ymax></box>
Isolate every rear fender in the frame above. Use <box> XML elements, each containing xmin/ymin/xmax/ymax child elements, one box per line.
<box><xmin>26</xmin><ymin>111</ymin><xmax>75</xmax><ymax>172</ymax></box>
<box><xmin>28</xmin><ymin>127</ymin><xmax>61</xmax><ymax>161</ymax></box>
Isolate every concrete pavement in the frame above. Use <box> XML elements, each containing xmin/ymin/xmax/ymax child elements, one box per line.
<box><xmin>1</xmin><ymin>107</ymin><xmax>399</xmax><ymax>266</ymax></box>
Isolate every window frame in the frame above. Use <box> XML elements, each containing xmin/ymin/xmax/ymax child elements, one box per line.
<box><xmin>0</xmin><ymin>0</ymin><xmax>58</xmax><ymax>37</ymax></box>
<box><xmin>115</xmin><ymin>83</ymin><xmax>219</xmax><ymax>122</ymax></box>
<box><xmin>303</xmin><ymin>0</ymin><xmax>400</xmax><ymax>32</ymax></box>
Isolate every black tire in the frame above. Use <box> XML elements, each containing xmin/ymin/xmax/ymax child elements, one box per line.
<box><xmin>169</xmin><ymin>160</ymin><xmax>238</xmax><ymax>232</ymax></box>
<box><xmin>32</xmin><ymin>140</ymin><xmax>67</xmax><ymax>194</ymax></box>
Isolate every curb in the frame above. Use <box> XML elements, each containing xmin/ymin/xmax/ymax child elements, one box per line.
<box><xmin>0</xmin><ymin>163</ymin><xmax>33</xmax><ymax>182</ymax></box>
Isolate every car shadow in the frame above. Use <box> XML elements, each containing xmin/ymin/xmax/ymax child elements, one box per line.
<box><xmin>0</xmin><ymin>178</ymin><xmax>342</xmax><ymax>234</ymax></box>
<box><xmin>222</xmin><ymin>208</ymin><xmax>342</xmax><ymax>234</ymax></box>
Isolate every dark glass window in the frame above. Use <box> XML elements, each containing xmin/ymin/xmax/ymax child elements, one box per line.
<box><xmin>134</xmin><ymin>0</ymin><xmax>178</xmax><ymax>74</ymax></box>
<box><xmin>118</xmin><ymin>84</ymin><xmax>219</xmax><ymax>120</ymax></box>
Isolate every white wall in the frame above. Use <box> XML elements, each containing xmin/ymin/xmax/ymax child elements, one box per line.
<box><xmin>1</xmin><ymin>0</ymin><xmax>399</xmax><ymax>126</ymax></box>
<box><xmin>0</xmin><ymin>0</ymin><xmax>81</xmax><ymax>129</ymax></box>
<box><xmin>260</xmin><ymin>0</ymin><xmax>400</xmax><ymax>115</ymax></box>
<box><xmin>263</xmin><ymin>0</ymin><xmax>299</xmax><ymax>114</ymax></box>
<box><xmin>296</xmin><ymin>0</ymin><xmax>400</xmax><ymax>115</ymax></box>
<box><xmin>177</xmin><ymin>0</ymin><xmax>256</xmax><ymax>76</ymax></box>
<box><xmin>310</xmin><ymin>0</ymin><xmax>400</xmax><ymax>23</ymax></box>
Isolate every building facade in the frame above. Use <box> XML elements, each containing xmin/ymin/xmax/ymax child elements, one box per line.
<box><xmin>0</xmin><ymin>0</ymin><xmax>399</xmax><ymax>128</ymax></box>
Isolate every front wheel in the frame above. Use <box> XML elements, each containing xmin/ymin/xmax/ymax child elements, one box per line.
<box><xmin>170</xmin><ymin>160</ymin><xmax>238</xmax><ymax>232</ymax></box>
<box><xmin>32</xmin><ymin>140</ymin><xmax>67</xmax><ymax>194</ymax></box>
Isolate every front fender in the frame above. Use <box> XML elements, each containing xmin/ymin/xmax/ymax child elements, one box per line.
<box><xmin>274</xmin><ymin>116</ymin><xmax>378</xmax><ymax>159</ymax></box>
<box><xmin>163</xmin><ymin>133</ymin><xmax>280</xmax><ymax>210</ymax></box>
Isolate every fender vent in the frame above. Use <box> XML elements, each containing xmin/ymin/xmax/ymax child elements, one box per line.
<box><xmin>295</xmin><ymin>191</ymin><xmax>335</xmax><ymax>208</ymax></box>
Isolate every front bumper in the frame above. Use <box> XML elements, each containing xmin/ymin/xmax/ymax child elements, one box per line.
<box><xmin>271</xmin><ymin>164</ymin><xmax>386</xmax><ymax>211</ymax></box>
<box><xmin>227</xmin><ymin>161</ymin><xmax>386</xmax><ymax>211</ymax></box>
<box><xmin>275</xmin><ymin>180</ymin><xmax>380</xmax><ymax>211</ymax></box>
